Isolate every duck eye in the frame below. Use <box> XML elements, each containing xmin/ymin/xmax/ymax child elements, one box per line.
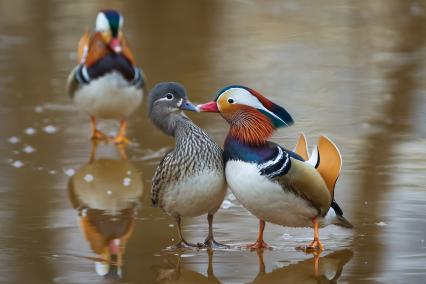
<box><xmin>166</xmin><ymin>94</ymin><xmax>173</xmax><ymax>100</ymax></box>
<box><xmin>228</xmin><ymin>98</ymin><xmax>235</xmax><ymax>104</ymax></box>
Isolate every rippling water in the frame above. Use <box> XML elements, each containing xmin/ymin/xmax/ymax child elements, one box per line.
<box><xmin>0</xmin><ymin>0</ymin><xmax>425</xmax><ymax>283</ymax></box>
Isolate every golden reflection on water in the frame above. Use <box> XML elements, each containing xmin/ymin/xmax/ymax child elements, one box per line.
<box><xmin>0</xmin><ymin>0</ymin><xmax>425</xmax><ymax>283</ymax></box>
<box><xmin>68</xmin><ymin>143</ymin><xmax>143</xmax><ymax>279</ymax></box>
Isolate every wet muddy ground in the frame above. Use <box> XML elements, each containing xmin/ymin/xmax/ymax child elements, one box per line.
<box><xmin>0</xmin><ymin>0</ymin><xmax>425</xmax><ymax>283</ymax></box>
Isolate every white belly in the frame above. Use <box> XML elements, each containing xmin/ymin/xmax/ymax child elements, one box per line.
<box><xmin>162</xmin><ymin>171</ymin><xmax>227</xmax><ymax>217</ymax></box>
<box><xmin>74</xmin><ymin>72</ymin><xmax>143</xmax><ymax>119</ymax></box>
<box><xmin>225</xmin><ymin>160</ymin><xmax>317</xmax><ymax>227</ymax></box>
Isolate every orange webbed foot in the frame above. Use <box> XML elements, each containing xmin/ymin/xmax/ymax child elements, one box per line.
<box><xmin>296</xmin><ymin>239</ymin><xmax>324</xmax><ymax>252</ymax></box>
<box><xmin>112</xmin><ymin>135</ymin><xmax>131</xmax><ymax>145</ymax></box>
<box><xmin>247</xmin><ymin>240</ymin><xmax>271</xmax><ymax>250</ymax></box>
<box><xmin>91</xmin><ymin>129</ymin><xmax>108</xmax><ymax>141</ymax></box>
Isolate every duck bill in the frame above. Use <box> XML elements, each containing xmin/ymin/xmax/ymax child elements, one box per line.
<box><xmin>109</xmin><ymin>38</ymin><xmax>123</xmax><ymax>53</ymax></box>
<box><xmin>197</xmin><ymin>101</ymin><xmax>218</xmax><ymax>112</ymax></box>
<box><xmin>179</xmin><ymin>100</ymin><xmax>198</xmax><ymax>112</ymax></box>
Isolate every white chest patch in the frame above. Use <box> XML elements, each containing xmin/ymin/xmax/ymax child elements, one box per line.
<box><xmin>74</xmin><ymin>72</ymin><xmax>143</xmax><ymax>119</ymax></box>
<box><xmin>161</xmin><ymin>171</ymin><xmax>227</xmax><ymax>217</ymax></box>
<box><xmin>225</xmin><ymin>160</ymin><xmax>317</xmax><ymax>227</ymax></box>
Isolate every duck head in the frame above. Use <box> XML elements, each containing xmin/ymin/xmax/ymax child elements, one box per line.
<box><xmin>198</xmin><ymin>85</ymin><xmax>294</xmax><ymax>145</ymax></box>
<box><xmin>148</xmin><ymin>82</ymin><xmax>198</xmax><ymax>136</ymax></box>
<box><xmin>95</xmin><ymin>10</ymin><xmax>124</xmax><ymax>53</ymax></box>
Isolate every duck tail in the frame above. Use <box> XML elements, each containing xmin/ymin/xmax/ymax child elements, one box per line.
<box><xmin>293</xmin><ymin>133</ymin><xmax>309</xmax><ymax>160</ymax></box>
<box><xmin>323</xmin><ymin>201</ymin><xmax>353</xmax><ymax>228</ymax></box>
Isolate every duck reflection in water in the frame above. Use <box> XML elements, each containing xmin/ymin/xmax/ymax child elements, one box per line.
<box><xmin>68</xmin><ymin>142</ymin><xmax>143</xmax><ymax>278</ymax></box>
<box><xmin>252</xmin><ymin>249</ymin><xmax>353</xmax><ymax>284</ymax></box>
<box><xmin>153</xmin><ymin>250</ymin><xmax>220</xmax><ymax>284</ymax></box>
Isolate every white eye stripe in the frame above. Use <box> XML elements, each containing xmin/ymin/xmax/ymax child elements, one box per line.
<box><xmin>95</xmin><ymin>12</ymin><xmax>110</xmax><ymax>32</ymax></box>
<box><xmin>119</xmin><ymin>15</ymin><xmax>124</xmax><ymax>28</ymax></box>
<box><xmin>221</xmin><ymin>88</ymin><xmax>286</xmax><ymax>125</ymax></box>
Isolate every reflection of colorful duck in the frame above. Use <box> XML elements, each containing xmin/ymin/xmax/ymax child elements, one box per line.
<box><xmin>153</xmin><ymin>250</ymin><xmax>221</xmax><ymax>284</ymax></box>
<box><xmin>252</xmin><ymin>249</ymin><xmax>353</xmax><ymax>284</ymax></box>
<box><xmin>68</xmin><ymin>158</ymin><xmax>143</xmax><ymax>278</ymax></box>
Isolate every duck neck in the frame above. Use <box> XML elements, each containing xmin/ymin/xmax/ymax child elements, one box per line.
<box><xmin>151</xmin><ymin>111</ymin><xmax>189</xmax><ymax>137</ymax></box>
<box><xmin>226</xmin><ymin>111</ymin><xmax>274</xmax><ymax>146</ymax></box>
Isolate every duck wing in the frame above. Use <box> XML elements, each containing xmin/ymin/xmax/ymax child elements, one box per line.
<box><xmin>151</xmin><ymin>150</ymin><xmax>174</xmax><ymax>208</ymax></box>
<box><xmin>257</xmin><ymin>144</ymin><xmax>331</xmax><ymax>216</ymax></box>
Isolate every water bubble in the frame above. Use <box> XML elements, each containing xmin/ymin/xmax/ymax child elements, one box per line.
<box><xmin>83</xmin><ymin>174</ymin><xmax>94</xmax><ymax>183</ymax></box>
<box><xmin>8</xmin><ymin>136</ymin><xmax>20</xmax><ymax>144</ymax></box>
<box><xmin>168</xmin><ymin>224</ymin><xmax>174</xmax><ymax>228</ymax></box>
<box><xmin>11</xmin><ymin>160</ymin><xmax>24</xmax><ymax>168</ymax></box>
<box><xmin>22</xmin><ymin>145</ymin><xmax>36</xmax><ymax>154</ymax></box>
<box><xmin>43</xmin><ymin>125</ymin><xmax>58</xmax><ymax>134</ymax></box>
<box><xmin>376</xmin><ymin>221</ymin><xmax>387</xmax><ymax>226</ymax></box>
<box><xmin>106</xmin><ymin>190</ymin><xmax>112</xmax><ymax>196</ymax></box>
<box><xmin>49</xmin><ymin>170</ymin><xmax>57</xmax><ymax>175</ymax></box>
<box><xmin>123</xmin><ymin>177</ymin><xmax>132</xmax><ymax>187</ymax></box>
<box><xmin>64</xmin><ymin>169</ymin><xmax>75</xmax><ymax>177</ymax></box>
<box><xmin>24</xmin><ymin>127</ymin><xmax>37</xmax><ymax>136</ymax></box>
<box><xmin>34</xmin><ymin>106</ymin><xmax>44</xmax><ymax>113</ymax></box>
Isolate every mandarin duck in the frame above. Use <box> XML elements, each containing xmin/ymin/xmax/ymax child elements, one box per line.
<box><xmin>197</xmin><ymin>85</ymin><xmax>352</xmax><ymax>251</ymax></box>
<box><xmin>149</xmin><ymin>82</ymin><xmax>227</xmax><ymax>249</ymax></box>
<box><xmin>67</xmin><ymin>10</ymin><xmax>144</xmax><ymax>144</ymax></box>
<box><xmin>68</xmin><ymin>157</ymin><xmax>143</xmax><ymax>278</ymax></box>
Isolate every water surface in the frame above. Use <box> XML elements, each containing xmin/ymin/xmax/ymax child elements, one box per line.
<box><xmin>0</xmin><ymin>0</ymin><xmax>425</xmax><ymax>283</ymax></box>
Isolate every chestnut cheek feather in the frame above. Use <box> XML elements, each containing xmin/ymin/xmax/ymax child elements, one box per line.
<box><xmin>228</xmin><ymin>107</ymin><xmax>275</xmax><ymax>145</ymax></box>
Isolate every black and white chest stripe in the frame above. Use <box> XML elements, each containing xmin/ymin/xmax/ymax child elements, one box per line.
<box><xmin>74</xmin><ymin>64</ymin><xmax>144</xmax><ymax>88</ymax></box>
<box><xmin>257</xmin><ymin>147</ymin><xmax>291</xmax><ymax>178</ymax></box>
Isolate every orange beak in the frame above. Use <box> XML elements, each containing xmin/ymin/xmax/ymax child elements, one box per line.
<box><xmin>109</xmin><ymin>38</ymin><xmax>122</xmax><ymax>53</ymax></box>
<box><xmin>197</xmin><ymin>101</ymin><xmax>219</xmax><ymax>112</ymax></box>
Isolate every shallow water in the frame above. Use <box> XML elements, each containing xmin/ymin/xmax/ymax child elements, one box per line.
<box><xmin>1</xmin><ymin>0</ymin><xmax>426</xmax><ymax>283</ymax></box>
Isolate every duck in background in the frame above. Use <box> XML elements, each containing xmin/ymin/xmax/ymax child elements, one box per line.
<box><xmin>68</xmin><ymin>145</ymin><xmax>143</xmax><ymax>278</ymax></box>
<box><xmin>149</xmin><ymin>82</ymin><xmax>227</xmax><ymax>249</ymax></box>
<box><xmin>197</xmin><ymin>85</ymin><xmax>352</xmax><ymax>251</ymax></box>
<box><xmin>67</xmin><ymin>10</ymin><xmax>144</xmax><ymax>144</ymax></box>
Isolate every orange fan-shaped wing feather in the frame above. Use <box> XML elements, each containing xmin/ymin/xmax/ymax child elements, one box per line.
<box><xmin>316</xmin><ymin>136</ymin><xmax>342</xmax><ymax>197</ymax></box>
<box><xmin>294</xmin><ymin>133</ymin><xmax>309</xmax><ymax>160</ymax></box>
<box><xmin>77</xmin><ymin>31</ymin><xmax>90</xmax><ymax>64</ymax></box>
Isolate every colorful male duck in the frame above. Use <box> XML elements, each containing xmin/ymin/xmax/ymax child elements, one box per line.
<box><xmin>197</xmin><ymin>85</ymin><xmax>352</xmax><ymax>251</ymax></box>
<box><xmin>149</xmin><ymin>82</ymin><xmax>227</xmax><ymax>249</ymax></box>
<box><xmin>67</xmin><ymin>10</ymin><xmax>144</xmax><ymax>144</ymax></box>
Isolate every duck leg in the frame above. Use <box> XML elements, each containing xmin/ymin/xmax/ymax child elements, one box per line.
<box><xmin>172</xmin><ymin>216</ymin><xmax>198</xmax><ymax>249</ymax></box>
<box><xmin>113</xmin><ymin>119</ymin><xmax>131</xmax><ymax>144</ymax></box>
<box><xmin>90</xmin><ymin>116</ymin><xmax>108</xmax><ymax>141</ymax></box>
<box><xmin>247</xmin><ymin>219</ymin><xmax>270</xmax><ymax>249</ymax></box>
<box><xmin>200</xmin><ymin>213</ymin><xmax>229</xmax><ymax>249</ymax></box>
<box><xmin>306</xmin><ymin>217</ymin><xmax>324</xmax><ymax>252</ymax></box>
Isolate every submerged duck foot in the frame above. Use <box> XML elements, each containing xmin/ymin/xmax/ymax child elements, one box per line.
<box><xmin>199</xmin><ymin>239</ymin><xmax>229</xmax><ymax>249</ymax></box>
<box><xmin>247</xmin><ymin>240</ymin><xmax>271</xmax><ymax>250</ymax></box>
<box><xmin>167</xmin><ymin>240</ymin><xmax>199</xmax><ymax>251</ymax></box>
<box><xmin>296</xmin><ymin>239</ymin><xmax>324</xmax><ymax>252</ymax></box>
<box><xmin>112</xmin><ymin>135</ymin><xmax>131</xmax><ymax>145</ymax></box>
<box><xmin>91</xmin><ymin>130</ymin><xmax>109</xmax><ymax>142</ymax></box>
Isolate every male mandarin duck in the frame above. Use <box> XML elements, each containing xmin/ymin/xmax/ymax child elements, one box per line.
<box><xmin>197</xmin><ymin>85</ymin><xmax>352</xmax><ymax>251</ymax></box>
<box><xmin>149</xmin><ymin>82</ymin><xmax>227</xmax><ymax>249</ymax></box>
<box><xmin>67</xmin><ymin>10</ymin><xmax>144</xmax><ymax>144</ymax></box>
<box><xmin>68</xmin><ymin>158</ymin><xmax>143</xmax><ymax>278</ymax></box>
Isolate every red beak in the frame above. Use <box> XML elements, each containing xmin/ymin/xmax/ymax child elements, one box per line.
<box><xmin>109</xmin><ymin>38</ymin><xmax>122</xmax><ymax>53</ymax></box>
<box><xmin>197</xmin><ymin>101</ymin><xmax>218</xmax><ymax>112</ymax></box>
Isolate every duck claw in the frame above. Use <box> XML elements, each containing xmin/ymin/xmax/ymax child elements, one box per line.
<box><xmin>296</xmin><ymin>239</ymin><xmax>324</xmax><ymax>252</ymax></box>
<box><xmin>199</xmin><ymin>239</ymin><xmax>229</xmax><ymax>249</ymax></box>
<box><xmin>247</xmin><ymin>240</ymin><xmax>271</xmax><ymax>250</ymax></box>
